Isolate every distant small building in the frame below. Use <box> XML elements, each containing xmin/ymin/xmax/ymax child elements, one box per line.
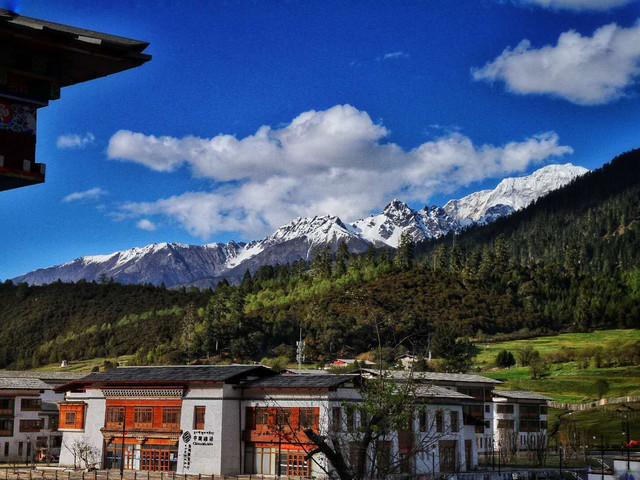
<box><xmin>397</xmin><ymin>354</ymin><xmax>417</xmax><ymax>369</ymax></box>
<box><xmin>324</xmin><ymin>358</ymin><xmax>375</xmax><ymax>369</ymax></box>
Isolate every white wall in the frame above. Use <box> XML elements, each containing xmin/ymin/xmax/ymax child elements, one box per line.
<box><xmin>58</xmin><ymin>389</ymin><xmax>105</xmax><ymax>468</ymax></box>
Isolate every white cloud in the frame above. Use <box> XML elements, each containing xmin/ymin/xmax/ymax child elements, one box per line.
<box><xmin>517</xmin><ymin>0</ymin><xmax>634</xmax><ymax>11</ymax></box>
<box><xmin>62</xmin><ymin>187</ymin><xmax>108</xmax><ymax>203</ymax></box>
<box><xmin>473</xmin><ymin>20</ymin><xmax>640</xmax><ymax>105</ymax></box>
<box><xmin>136</xmin><ymin>219</ymin><xmax>157</xmax><ymax>231</ymax></box>
<box><xmin>56</xmin><ymin>132</ymin><xmax>95</xmax><ymax>149</ymax></box>
<box><xmin>110</xmin><ymin>104</ymin><xmax>573</xmax><ymax>239</ymax></box>
<box><xmin>377</xmin><ymin>51</ymin><xmax>410</xmax><ymax>61</ymax></box>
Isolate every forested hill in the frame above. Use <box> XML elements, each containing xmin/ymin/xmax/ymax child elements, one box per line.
<box><xmin>419</xmin><ymin>148</ymin><xmax>640</xmax><ymax>275</ymax></box>
<box><xmin>0</xmin><ymin>281</ymin><xmax>209</xmax><ymax>368</ymax></box>
<box><xmin>2</xmin><ymin>148</ymin><xmax>640</xmax><ymax>370</ymax></box>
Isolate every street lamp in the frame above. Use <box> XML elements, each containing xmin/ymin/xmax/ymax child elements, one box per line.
<box><xmin>497</xmin><ymin>441</ymin><xmax>501</xmax><ymax>475</ymax></box>
<box><xmin>594</xmin><ymin>435</ymin><xmax>604</xmax><ymax>480</ymax></box>
<box><xmin>622</xmin><ymin>416</ymin><xmax>630</xmax><ymax>471</ymax></box>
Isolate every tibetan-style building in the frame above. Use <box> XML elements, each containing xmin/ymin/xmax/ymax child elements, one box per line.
<box><xmin>0</xmin><ymin>9</ymin><xmax>150</xmax><ymax>192</ymax></box>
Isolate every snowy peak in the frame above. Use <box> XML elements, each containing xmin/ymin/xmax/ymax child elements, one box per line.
<box><xmin>381</xmin><ymin>199</ymin><xmax>414</xmax><ymax>219</ymax></box>
<box><xmin>351</xmin><ymin>201</ymin><xmax>459</xmax><ymax>248</ymax></box>
<box><xmin>13</xmin><ymin>163</ymin><xmax>589</xmax><ymax>287</ymax></box>
<box><xmin>444</xmin><ymin>163</ymin><xmax>588</xmax><ymax>222</ymax></box>
<box><xmin>266</xmin><ymin>215</ymin><xmax>353</xmax><ymax>246</ymax></box>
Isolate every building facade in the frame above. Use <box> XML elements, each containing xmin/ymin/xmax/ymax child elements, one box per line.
<box><xmin>492</xmin><ymin>390</ymin><xmax>550</xmax><ymax>451</ymax></box>
<box><xmin>0</xmin><ymin>371</ymin><xmax>85</xmax><ymax>462</ymax></box>
<box><xmin>56</xmin><ymin>365</ymin><xmax>551</xmax><ymax>477</ymax></box>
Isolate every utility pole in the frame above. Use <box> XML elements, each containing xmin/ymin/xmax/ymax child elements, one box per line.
<box><xmin>120</xmin><ymin>416</ymin><xmax>126</xmax><ymax>480</ymax></box>
<box><xmin>296</xmin><ymin>329</ymin><xmax>305</xmax><ymax>373</ymax></box>
<box><xmin>624</xmin><ymin>415</ymin><xmax>630</xmax><ymax>471</ymax></box>
<box><xmin>601</xmin><ymin>435</ymin><xmax>605</xmax><ymax>480</ymax></box>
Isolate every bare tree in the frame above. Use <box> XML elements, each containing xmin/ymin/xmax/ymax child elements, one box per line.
<box><xmin>498</xmin><ymin>428</ymin><xmax>519</xmax><ymax>464</ymax></box>
<box><xmin>63</xmin><ymin>437</ymin><xmax>100</xmax><ymax>469</ymax></box>
<box><xmin>524</xmin><ymin>432</ymin><xmax>548</xmax><ymax>466</ymax></box>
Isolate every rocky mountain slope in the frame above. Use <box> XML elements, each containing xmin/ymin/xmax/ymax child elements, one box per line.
<box><xmin>12</xmin><ymin>163</ymin><xmax>587</xmax><ymax>287</ymax></box>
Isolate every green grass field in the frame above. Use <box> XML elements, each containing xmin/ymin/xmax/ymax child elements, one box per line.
<box><xmin>34</xmin><ymin>355</ymin><xmax>134</xmax><ymax>372</ymax></box>
<box><xmin>475</xmin><ymin>329</ymin><xmax>640</xmax><ymax>366</ymax></box>
<box><xmin>475</xmin><ymin>330</ymin><xmax>640</xmax><ymax>403</ymax></box>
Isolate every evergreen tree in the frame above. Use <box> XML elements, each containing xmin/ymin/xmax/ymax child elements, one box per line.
<box><xmin>394</xmin><ymin>232</ymin><xmax>415</xmax><ymax>270</ymax></box>
<box><xmin>335</xmin><ymin>241</ymin><xmax>349</xmax><ymax>277</ymax></box>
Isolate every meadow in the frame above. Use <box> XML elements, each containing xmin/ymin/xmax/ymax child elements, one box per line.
<box><xmin>475</xmin><ymin>330</ymin><xmax>640</xmax><ymax>403</ymax></box>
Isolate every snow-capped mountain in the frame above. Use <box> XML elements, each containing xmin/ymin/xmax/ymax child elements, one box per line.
<box><xmin>351</xmin><ymin>200</ymin><xmax>461</xmax><ymax>247</ymax></box>
<box><xmin>12</xmin><ymin>163</ymin><xmax>588</xmax><ymax>288</ymax></box>
<box><xmin>444</xmin><ymin>163</ymin><xmax>588</xmax><ymax>223</ymax></box>
<box><xmin>13</xmin><ymin>241</ymin><xmax>244</xmax><ymax>287</ymax></box>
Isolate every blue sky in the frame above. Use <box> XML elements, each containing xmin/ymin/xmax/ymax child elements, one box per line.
<box><xmin>2</xmin><ymin>0</ymin><xmax>640</xmax><ymax>279</ymax></box>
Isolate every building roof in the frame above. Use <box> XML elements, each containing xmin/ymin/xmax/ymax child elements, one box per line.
<box><xmin>415</xmin><ymin>385</ymin><xmax>476</xmax><ymax>401</ymax></box>
<box><xmin>362</xmin><ymin>369</ymin><xmax>502</xmax><ymax>385</ymax></box>
<box><xmin>0</xmin><ymin>9</ymin><xmax>151</xmax><ymax>89</ymax></box>
<box><xmin>0</xmin><ymin>9</ymin><xmax>149</xmax><ymax>51</ymax></box>
<box><xmin>0</xmin><ymin>370</ymin><xmax>86</xmax><ymax>381</ymax></box>
<box><xmin>493</xmin><ymin>390</ymin><xmax>552</xmax><ymax>401</ymax></box>
<box><xmin>0</xmin><ymin>377</ymin><xmax>49</xmax><ymax>390</ymax></box>
<box><xmin>243</xmin><ymin>374</ymin><xmax>358</xmax><ymax>389</ymax></box>
<box><xmin>57</xmin><ymin>365</ymin><xmax>273</xmax><ymax>391</ymax></box>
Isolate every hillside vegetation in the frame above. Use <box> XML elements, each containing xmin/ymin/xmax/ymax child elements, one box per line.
<box><xmin>1</xmin><ymin>149</ymin><xmax>640</xmax><ymax>378</ymax></box>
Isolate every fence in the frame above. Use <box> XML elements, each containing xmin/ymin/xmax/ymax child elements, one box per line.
<box><xmin>0</xmin><ymin>470</ymin><xmax>245</xmax><ymax>480</ymax></box>
<box><xmin>548</xmin><ymin>395</ymin><xmax>640</xmax><ymax>411</ymax></box>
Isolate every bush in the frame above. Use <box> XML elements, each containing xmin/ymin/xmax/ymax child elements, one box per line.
<box><xmin>495</xmin><ymin>350</ymin><xmax>516</xmax><ymax>368</ymax></box>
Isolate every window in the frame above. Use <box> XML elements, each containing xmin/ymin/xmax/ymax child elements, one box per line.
<box><xmin>419</xmin><ymin>410</ymin><xmax>428</xmax><ymax>432</ymax></box>
<box><xmin>255</xmin><ymin>408</ymin><xmax>268</xmax><ymax>426</ymax></box>
<box><xmin>50</xmin><ymin>415</ymin><xmax>58</xmax><ymax>431</ymax></box>
<box><xmin>3</xmin><ymin>443</ymin><xmax>7</xmax><ymax>456</ymax></box>
<box><xmin>275</xmin><ymin>408</ymin><xmax>291</xmax><ymax>427</ymax></box>
<box><xmin>497</xmin><ymin>404</ymin><xmax>514</xmax><ymax>414</ymax></box>
<box><xmin>436</xmin><ymin>410</ymin><xmax>443</xmax><ymax>433</ymax></box>
<box><xmin>485</xmin><ymin>404</ymin><xmax>490</xmax><ymax>413</ymax></box>
<box><xmin>193</xmin><ymin>406</ymin><xmax>205</xmax><ymax>430</ymax></box>
<box><xmin>540</xmin><ymin>405</ymin><xmax>548</xmax><ymax>415</ymax></box>
<box><xmin>134</xmin><ymin>407</ymin><xmax>153</xmax><ymax>427</ymax></box>
<box><xmin>520</xmin><ymin>405</ymin><xmax>540</xmax><ymax>418</ymax></box>
<box><xmin>332</xmin><ymin>407</ymin><xmax>342</xmax><ymax>432</ymax></box>
<box><xmin>346</xmin><ymin>409</ymin><xmax>355</xmax><ymax>432</ymax></box>
<box><xmin>20</xmin><ymin>398</ymin><xmax>41</xmax><ymax>411</ymax></box>
<box><xmin>18</xmin><ymin>442</ymin><xmax>22</xmax><ymax>456</ymax></box>
<box><xmin>450</xmin><ymin>411</ymin><xmax>459</xmax><ymax>433</ymax></box>
<box><xmin>299</xmin><ymin>408</ymin><xmax>315</xmax><ymax>429</ymax></box>
<box><xmin>162</xmin><ymin>407</ymin><xmax>181</xmax><ymax>426</ymax></box>
<box><xmin>0</xmin><ymin>418</ymin><xmax>12</xmax><ymax>434</ymax></box>
<box><xmin>65</xmin><ymin>411</ymin><xmax>76</xmax><ymax>426</ymax></box>
<box><xmin>462</xmin><ymin>405</ymin><xmax>484</xmax><ymax>425</ymax></box>
<box><xmin>106</xmin><ymin>406</ymin><xmax>125</xmax><ymax>427</ymax></box>
<box><xmin>0</xmin><ymin>399</ymin><xmax>13</xmax><ymax>413</ymax></box>
<box><xmin>19</xmin><ymin>419</ymin><xmax>43</xmax><ymax>432</ymax></box>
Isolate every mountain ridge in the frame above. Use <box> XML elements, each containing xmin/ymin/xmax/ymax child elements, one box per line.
<box><xmin>12</xmin><ymin>163</ymin><xmax>588</xmax><ymax>287</ymax></box>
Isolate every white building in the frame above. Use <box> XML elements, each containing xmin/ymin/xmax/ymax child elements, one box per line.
<box><xmin>492</xmin><ymin>390</ymin><xmax>549</xmax><ymax>451</ymax></box>
<box><xmin>0</xmin><ymin>371</ymin><xmax>85</xmax><ymax>463</ymax></box>
<box><xmin>56</xmin><ymin>365</ymin><xmax>551</xmax><ymax>477</ymax></box>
